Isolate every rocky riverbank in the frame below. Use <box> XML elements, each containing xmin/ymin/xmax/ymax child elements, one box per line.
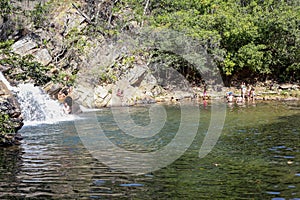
<box><xmin>222</xmin><ymin>82</ymin><xmax>300</xmax><ymax>102</ymax></box>
<box><xmin>0</xmin><ymin>80</ymin><xmax>23</xmax><ymax>146</ymax></box>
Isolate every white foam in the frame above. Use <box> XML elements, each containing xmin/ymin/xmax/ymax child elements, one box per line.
<box><xmin>1</xmin><ymin>72</ymin><xmax>79</xmax><ymax>125</ymax></box>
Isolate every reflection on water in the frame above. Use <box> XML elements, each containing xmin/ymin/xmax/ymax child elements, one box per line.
<box><xmin>0</xmin><ymin>102</ymin><xmax>299</xmax><ymax>199</ymax></box>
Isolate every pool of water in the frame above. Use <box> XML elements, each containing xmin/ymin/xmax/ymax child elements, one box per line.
<box><xmin>0</xmin><ymin>101</ymin><xmax>299</xmax><ymax>199</ymax></box>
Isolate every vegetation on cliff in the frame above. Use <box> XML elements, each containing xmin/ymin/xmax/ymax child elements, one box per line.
<box><xmin>83</xmin><ymin>0</ymin><xmax>300</xmax><ymax>84</ymax></box>
<box><xmin>1</xmin><ymin>0</ymin><xmax>299</xmax><ymax>86</ymax></box>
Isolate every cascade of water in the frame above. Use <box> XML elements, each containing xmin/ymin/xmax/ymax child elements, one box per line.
<box><xmin>0</xmin><ymin>72</ymin><xmax>68</xmax><ymax>124</ymax></box>
<box><xmin>15</xmin><ymin>83</ymin><xmax>68</xmax><ymax>123</ymax></box>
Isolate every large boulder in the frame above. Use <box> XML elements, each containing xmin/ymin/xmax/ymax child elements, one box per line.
<box><xmin>11</xmin><ymin>35</ymin><xmax>38</xmax><ymax>55</ymax></box>
<box><xmin>11</xmin><ymin>35</ymin><xmax>53</xmax><ymax>66</ymax></box>
<box><xmin>0</xmin><ymin>80</ymin><xmax>24</xmax><ymax>146</ymax></box>
<box><xmin>31</xmin><ymin>48</ymin><xmax>52</xmax><ymax>66</ymax></box>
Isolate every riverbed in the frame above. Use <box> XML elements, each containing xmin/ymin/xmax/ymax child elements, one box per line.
<box><xmin>0</xmin><ymin>101</ymin><xmax>299</xmax><ymax>199</ymax></box>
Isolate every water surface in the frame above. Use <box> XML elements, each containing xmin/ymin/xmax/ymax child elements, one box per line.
<box><xmin>0</xmin><ymin>101</ymin><xmax>299</xmax><ymax>199</ymax></box>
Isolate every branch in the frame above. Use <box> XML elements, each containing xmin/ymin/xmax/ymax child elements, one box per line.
<box><xmin>143</xmin><ymin>0</ymin><xmax>150</xmax><ymax>15</ymax></box>
<box><xmin>72</xmin><ymin>3</ymin><xmax>92</xmax><ymax>24</ymax></box>
<box><xmin>108</xmin><ymin>0</ymin><xmax>119</xmax><ymax>26</ymax></box>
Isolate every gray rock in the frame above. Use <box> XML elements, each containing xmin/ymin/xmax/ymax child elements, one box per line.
<box><xmin>279</xmin><ymin>84</ymin><xmax>293</xmax><ymax>90</ymax></box>
<box><xmin>31</xmin><ymin>48</ymin><xmax>52</xmax><ymax>66</ymax></box>
<box><xmin>64</xmin><ymin>12</ymin><xmax>86</xmax><ymax>36</ymax></box>
<box><xmin>72</xmin><ymin>84</ymin><xmax>95</xmax><ymax>108</ymax></box>
<box><xmin>95</xmin><ymin>93</ymin><xmax>112</xmax><ymax>108</ymax></box>
<box><xmin>94</xmin><ymin>86</ymin><xmax>109</xmax><ymax>99</ymax></box>
<box><xmin>12</xmin><ymin>36</ymin><xmax>37</xmax><ymax>55</ymax></box>
<box><xmin>171</xmin><ymin>90</ymin><xmax>193</xmax><ymax>100</ymax></box>
<box><xmin>12</xmin><ymin>35</ymin><xmax>53</xmax><ymax>66</ymax></box>
<box><xmin>43</xmin><ymin>82</ymin><xmax>63</xmax><ymax>98</ymax></box>
<box><xmin>292</xmin><ymin>85</ymin><xmax>299</xmax><ymax>90</ymax></box>
<box><xmin>126</xmin><ymin>65</ymin><xmax>148</xmax><ymax>87</ymax></box>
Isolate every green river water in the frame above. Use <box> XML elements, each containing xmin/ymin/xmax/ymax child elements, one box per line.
<box><xmin>0</xmin><ymin>101</ymin><xmax>299</xmax><ymax>199</ymax></box>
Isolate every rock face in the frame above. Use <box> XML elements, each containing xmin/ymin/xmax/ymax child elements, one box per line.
<box><xmin>74</xmin><ymin>56</ymin><xmax>195</xmax><ymax>108</ymax></box>
<box><xmin>11</xmin><ymin>35</ymin><xmax>52</xmax><ymax>66</ymax></box>
<box><xmin>11</xmin><ymin>35</ymin><xmax>38</xmax><ymax>55</ymax></box>
<box><xmin>0</xmin><ymin>80</ymin><xmax>24</xmax><ymax>146</ymax></box>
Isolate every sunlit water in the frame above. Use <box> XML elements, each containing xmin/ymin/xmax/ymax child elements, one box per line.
<box><xmin>0</xmin><ymin>101</ymin><xmax>299</xmax><ymax>199</ymax></box>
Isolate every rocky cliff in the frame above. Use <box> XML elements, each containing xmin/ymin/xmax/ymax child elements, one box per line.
<box><xmin>1</xmin><ymin>1</ymin><xmax>201</xmax><ymax>108</ymax></box>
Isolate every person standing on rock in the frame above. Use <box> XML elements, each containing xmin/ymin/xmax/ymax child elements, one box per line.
<box><xmin>227</xmin><ymin>92</ymin><xmax>234</xmax><ymax>102</ymax></box>
<box><xmin>241</xmin><ymin>82</ymin><xmax>246</xmax><ymax>100</ymax></box>
<box><xmin>247</xmin><ymin>84</ymin><xmax>252</xmax><ymax>100</ymax></box>
<box><xmin>250</xmin><ymin>87</ymin><xmax>256</xmax><ymax>102</ymax></box>
<box><xmin>203</xmin><ymin>82</ymin><xmax>208</xmax><ymax>100</ymax></box>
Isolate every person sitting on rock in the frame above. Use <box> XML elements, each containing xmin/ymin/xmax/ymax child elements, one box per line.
<box><xmin>58</xmin><ymin>88</ymin><xmax>69</xmax><ymax>102</ymax></box>
<box><xmin>227</xmin><ymin>93</ymin><xmax>234</xmax><ymax>102</ymax></box>
<box><xmin>63</xmin><ymin>96</ymin><xmax>82</xmax><ymax>114</ymax></box>
<box><xmin>63</xmin><ymin>96</ymin><xmax>72</xmax><ymax>114</ymax></box>
<box><xmin>236</xmin><ymin>96</ymin><xmax>243</xmax><ymax>103</ymax></box>
<box><xmin>117</xmin><ymin>89</ymin><xmax>124</xmax><ymax>97</ymax></box>
<box><xmin>226</xmin><ymin>91</ymin><xmax>233</xmax><ymax>98</ymax></box>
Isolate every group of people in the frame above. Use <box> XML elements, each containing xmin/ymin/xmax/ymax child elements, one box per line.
<box><xmin>226</xmin><ymin>82</ymin><xmax>255</xmax><ymax>103</ymax></box>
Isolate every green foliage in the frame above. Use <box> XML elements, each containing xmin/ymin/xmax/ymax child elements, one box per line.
<box><xmin>3</xmin><ymin>0</ymin><xmax>299</xmax><ymax>85</ymax></box>
<box><xmin>54</xmin><ymin>71</ymin><xmax>76</xmax><ymax>86</ymax></box>
<box><xmin>149</xmin><ymin>50</ymin><xmax>203</xmax><ymax>84</ymax></box>
<box><xmin>0</xmin><ymin>39</ymin><xmax>14</xmax><ymax>54</ymax></box>
<box><xmin>30</xmin><ymin>2</ymin><xmax>50</xmax><ymax>28</ymax></box>
<box><xmin>0</xmin><ymin>113</ymin><xmax>13</xmax><ymax>135</ymax></box>
<box><xmin>5</xmin><ymin>54</ymin><xmax>51</xmax><ymax>85</ymax></box>
<box><xmin>235</xmin><ymin>43</ymin><xmax>270</xmax><ymax>74</ymax></box>
<box><xmin>0</xmin><ymin>40</ymin><xmax>52</xmax><ymax>85</ymax></box>
<box><xmin>142</xmin><ymin>0</ymin><xmax>300</xmax><ymax>83</ymax></box>
<box><xmin>99</xmin><ymin>71</ymin><xmax>118</xmax><ymax>83</ymax></box>
<box><xmin>122</xmin><ymin>55</ymin><xmax>135</xmax><ymax>66</ymax></box>
<box><xmin>222</xmin><ymin>53</ymin><xmax>235</xmax><ymax>76</ymax></box>
<box><xmin>0</xmin><ymin>0</ymin><xmax>13</xmax><ymax>19</ymax></box>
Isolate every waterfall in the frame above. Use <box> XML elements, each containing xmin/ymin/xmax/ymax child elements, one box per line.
<box><xmin>14</xmin><ymin>83</ymin><xmax>68</xmax><ymax>123</ymax></box>
<box><xmin>0</xmin><ymin>72</ymin><xmax>69</xmax><ymax>124</ymax></box>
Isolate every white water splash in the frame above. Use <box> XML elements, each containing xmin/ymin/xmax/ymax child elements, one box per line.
<box><xmin>0</xmin><ymin>72</ymin><xmax>76</xmax><ymax>125</ymax></box>
<box><xmin>15</xmin><ymin>83</ymin><xmax>70</xmax><ymax>124</ymax></box>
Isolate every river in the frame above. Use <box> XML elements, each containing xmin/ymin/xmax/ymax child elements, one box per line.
<box><xmin>0</xmin><ymin>101</ymin><xmax>299</xmax><ymax>199</ymax></box>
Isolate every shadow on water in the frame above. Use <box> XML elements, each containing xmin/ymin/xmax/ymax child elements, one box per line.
<box><xmin>0</xmin><ymin>102</ymin><xmax>299</xmax><ymax>199</ymax></box>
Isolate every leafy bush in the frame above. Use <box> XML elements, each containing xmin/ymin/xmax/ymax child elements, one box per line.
<box><xmin>0</xmin><ymin>113</ymin><xmax>13</xmax><ymax>135</ymax></box>
<box><xmin>30</xmin><ymin>2</ymin><xmax>50</xmax><ymax>28</ymax></box>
